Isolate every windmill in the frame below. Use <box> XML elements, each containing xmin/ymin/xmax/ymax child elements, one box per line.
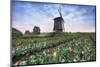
<box><xmin>53</xmin><ymin>6</ymin><xmax>65</xmax><ymax>33</ymax></box>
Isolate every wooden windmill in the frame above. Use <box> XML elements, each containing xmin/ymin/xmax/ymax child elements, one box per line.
<box><xmin>53</xmin><ymin>6</ymin><xmax>65</xmax><ymax>32</ymax></box>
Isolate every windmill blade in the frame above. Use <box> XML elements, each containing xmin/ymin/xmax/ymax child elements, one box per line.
<box><xmin>58</xmin><ymin>6</ymin><xmax>62</xmax><ymax>18</ymax></box>
<box><xmin>58</xmin><ymin>5</ymin><xmax>64</xmax><ymax>22</ymax></box>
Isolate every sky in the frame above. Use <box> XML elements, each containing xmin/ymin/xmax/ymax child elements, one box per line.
<box><xmin>12</xmin><ymin>1</ymin><xmax>96</xmax><ymax>33</ymax></box>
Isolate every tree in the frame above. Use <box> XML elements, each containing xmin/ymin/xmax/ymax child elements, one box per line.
<box><xmin>33</xmin><ymin>26</ymin><xmax>40</xmax><ymax>34</ymax></box>
<box><xmin>25</xmin><ymin>30</ymin><xmax>31</xmax><ymax>34</ymax></box>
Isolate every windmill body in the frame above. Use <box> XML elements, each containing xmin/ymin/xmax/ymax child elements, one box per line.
<box><xmin>53</xmin><ymin>17</ymin><xmax>64</xmax><ymax>32</ymax></box>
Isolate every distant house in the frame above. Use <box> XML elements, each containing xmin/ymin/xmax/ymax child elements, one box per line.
<box><xmin>12</xmin><ymin>28</ymin><xmax>22</xmax><ymax>38</ymax></box>
<box><xmin>33</xmin><ymin>26</ymin><xmax>40</xmax><ymax>34</ymax></box>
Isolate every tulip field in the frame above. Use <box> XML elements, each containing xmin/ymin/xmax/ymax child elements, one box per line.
<box><xmin>11</xmin><ymin>33</ymin><xmax>96</xmax><ymax>66</ymax></box>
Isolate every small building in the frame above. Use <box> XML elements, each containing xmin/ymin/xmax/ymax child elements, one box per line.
<box><xmin>12</xmin><ymin>28</ymin><xmax>22</xmax><ymax>38</ymax></box>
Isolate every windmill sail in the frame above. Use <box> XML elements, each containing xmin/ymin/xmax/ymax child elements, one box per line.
<box><xmin>58</xmin><ymin>6</ymin><xmax>62</xmax><ymax>18</ymax></box>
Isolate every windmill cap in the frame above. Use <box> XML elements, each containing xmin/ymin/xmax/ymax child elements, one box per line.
<box><xmin>54</xmin><ymin>17</ymin><xmax>63</xmax><ymax>20</ymax></box>
<box><xmin>53</xmin><ymin>17</ymin><xmax>64</xmax><ymax>22</ymax></box>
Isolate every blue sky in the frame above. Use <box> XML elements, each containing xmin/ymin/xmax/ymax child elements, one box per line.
<box><xmin>12</xmin><ymin>1</ymin><xmax>96</xmax><ymax>33</ymax></box>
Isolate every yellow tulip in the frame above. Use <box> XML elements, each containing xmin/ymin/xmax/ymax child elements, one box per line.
<box><xmin>53</xmin><ymin>52</ymin><xmax>57</xmax><ymax>58</ymax></box>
